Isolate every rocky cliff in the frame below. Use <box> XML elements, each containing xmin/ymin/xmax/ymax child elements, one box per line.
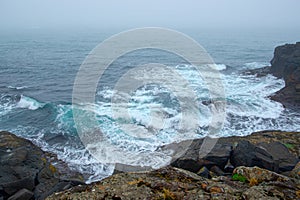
<box><xmin>270</xmin><ymin>42</ymin><xmax>300</xmax><ymax>108</ymax></box>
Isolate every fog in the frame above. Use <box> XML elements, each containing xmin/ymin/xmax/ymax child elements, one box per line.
<box><xmin>1</xmin><ymin>0</ymin><xmax>300</xmax><ymax>31</ymax></box>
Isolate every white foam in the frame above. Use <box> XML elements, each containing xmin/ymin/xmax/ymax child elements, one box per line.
<box><xmin>215</xmin><ymin>64</ymin><xmax>227</xmax><ymax>71</ymax></box>
<box><xmin>7</xmin><ymin>85</ymin><xmax>28</xmax><ymax>90</ymax></box>
<box><xmin>244</xmin><ymin>62</ymin><xmax>269</xmax><ymax>69</ymax></box>
<box><xmin>17</xmin><ymin>95</ymin><xmax>44</xmax><ymax>110</ymax></box>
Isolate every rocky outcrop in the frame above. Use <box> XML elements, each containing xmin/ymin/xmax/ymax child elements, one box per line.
<box><xmin>0</xmin><ymin>131</ymin><xmax>84</xmax><ymax>200</ymax></box>
<box><xmin>270</xmin><ymin>42</ymin><xmax>300</xmax><ymax>107</ymax></box>
<box><xmin>47</xmin><ymin>166</ymin><xmax>300</xmax><ymax>200</ymax></box>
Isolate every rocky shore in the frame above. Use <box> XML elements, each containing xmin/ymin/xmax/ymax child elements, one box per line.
<box><xmin>1</xmin><ymin>130</ymin><xmax>299</xmax><ymax>200</ymax></box>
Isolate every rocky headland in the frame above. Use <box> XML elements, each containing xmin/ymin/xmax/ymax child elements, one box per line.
<box><xmin>246</xmin><ymin>42</ymin><xmax>300</xmax><ymax>108</ymax></box>
<box><xmin>270</xmin><ymin>42</ymin><xmax>300</xmax><ymax>107</ymax></box>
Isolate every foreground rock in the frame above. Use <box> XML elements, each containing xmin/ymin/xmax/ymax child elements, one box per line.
<box><xmin>2</xmin><ymin>130</ymin><xmax>299</xmax><ymax>199</ymax></box>
<box><xmin>0</xmin><ymin>131</ymin><xmax>84</xmax><ymax>200</ymax></box>
<box><xmin>270</xmin><ymin>42</ymin><xmax>300</xmax><ymax>107</ymax></box>
<box><xmin>170</xmin><ymin>131</ymin><xmax>299</xmax><ymax>176</ymax></box>
<box><xmin>47</xmin><ymin>166</ymin><xmax>300</xmax><ymax>200</ymax></box>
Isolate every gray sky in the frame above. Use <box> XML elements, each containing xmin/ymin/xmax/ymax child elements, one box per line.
<box><xmin>1</xmin><ymin>0</ymin><xmax>300</xmax><ymax>30</ymax></box>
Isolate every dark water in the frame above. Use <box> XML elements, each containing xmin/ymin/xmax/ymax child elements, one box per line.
<box><xmin>0</xmin><ymin>28</ymin><xmax>300</xmax><ymax>182</ymax></box>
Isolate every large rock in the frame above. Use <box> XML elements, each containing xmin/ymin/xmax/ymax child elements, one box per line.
<box><xmin>0</xmin><ymin>131</ymin><xmax>83</xmax><ymax>200</ymax></box>
<box><xmin>270</xmin><ymin>42</ymin><xmax>300</xmax><ymax>107</ymax></box>
<box><xmin>170</xmin><ymin>138</ymin><xmax>232</xmax><ymax>173</ymax></box>
<box><xmin>231</xmin><ymin>140</ymin><xmax>298</xmax><ymax>173</ymax></box>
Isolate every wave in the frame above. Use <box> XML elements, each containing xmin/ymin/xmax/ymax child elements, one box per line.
<box><xmin>213</xmin><ymin>64</ymin><xmax>227</xmax><ymax>71</ymax></box>
<box><xmin>16</xmin><ymin>95</ymin><xmax>45</xmax><ymax>110</ymax></box>
<box><xmin>7</xmin><ymin>85</ymin><xmax>29</xmax><ymax>90</ymax></box>
<box><xmin>244</xmin><ymin>62</ymin><xmax>269</xmax><ymax>69</ymax></box>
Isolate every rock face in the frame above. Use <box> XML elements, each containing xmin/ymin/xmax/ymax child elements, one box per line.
<box><xmin>0</xmin><ymin>131</ymin><xmax>83</xmax><ymax>200</ymax></box>
<box><xmin>270</xmin><ymin>42</ymin><xmax>300</xmax><ymax>107</ymax></box>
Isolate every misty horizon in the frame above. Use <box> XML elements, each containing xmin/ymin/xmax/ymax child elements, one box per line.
<box><xmin>1</xmin><ymin>0</ymin><xmax>300</xmax><ymax>31</ymax></box>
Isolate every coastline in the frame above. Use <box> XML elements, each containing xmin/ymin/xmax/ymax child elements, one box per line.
<box><xmin>1</xmin><ymin>130</ymin><xmax>299</xmax><ymax>199</ymax></box>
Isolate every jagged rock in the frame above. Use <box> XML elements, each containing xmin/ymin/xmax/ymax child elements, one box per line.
<box><xmin>270</xmin><ymin>42</ymin><xmax>300</xmax><ymax>107</ymax></box>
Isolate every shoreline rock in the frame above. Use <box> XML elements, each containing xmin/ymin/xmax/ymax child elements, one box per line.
<box><xmin>0</xmin><ymin>131</ymin><xmax>84</xmax><ymax>200</ymax></box>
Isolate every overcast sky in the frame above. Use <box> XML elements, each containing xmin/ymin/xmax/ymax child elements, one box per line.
<box><xmin>1</xmin><ymin>0</ymin><xmax>300</xmax><ymax>30</ymax></box>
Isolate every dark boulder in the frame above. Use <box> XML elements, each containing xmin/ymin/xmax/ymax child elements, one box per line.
<box><xmin>171</xmin><ymin>138</ymin><xmax>232</xmax><ymax>172</ymax></box>
<box><xmin>232</xmin><ymin>140</ymin><xmax>298</xmax><ymax>173</ymax></box>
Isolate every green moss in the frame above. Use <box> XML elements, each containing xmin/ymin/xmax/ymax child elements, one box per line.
<box><xmin>284</xmin><ymin>143</ymin><xmax>295</xmax><ymax>149</ymax></box>
<box><xmin>232</xmin><ymin>174</ymin><xmax>247</xmax><ymax>182</ymax></box>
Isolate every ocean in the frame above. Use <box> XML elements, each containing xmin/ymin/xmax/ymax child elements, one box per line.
<box><xmin>1</xmin><ymin>28</ymin><xmax>300</xmax><ymax>183</ymax></box>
